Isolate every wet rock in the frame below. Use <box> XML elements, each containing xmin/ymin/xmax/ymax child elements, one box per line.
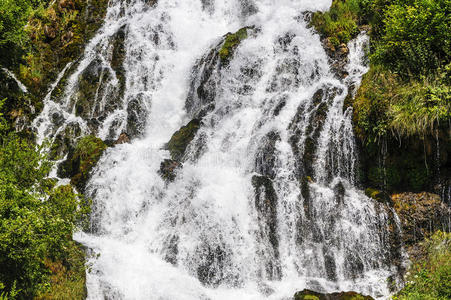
<box><xmin>289</xmin><ymin>85</ymin><xmax>338</xmax><ymax>181</ymax></box>
<box><xmin>126</xmin><ymin>97</ymin><xmax>148</xmax><ymax>138</ymax></box>
<box><xmin>294</xmin><ymin>289</ymin><xmax>374</xmax><ymax>300</ymax></box>
<box><xmin>392</xmin><ymin>192</ymin><xmax>451</xmax><ymax>246</ymax></box>
<box><xmin>166</xmin><ymin>119</ymin><xmax>201</xmax><ymax>161</ymax></box>
<box><xmin>334</xmin><ymin>181</ymin><xmax>345</xmax><ymax>205</ymax></box>
<box><xmin>58</xmin><ymin>135</ymin><xmax>107</xmax><ymax>191</ymax></box>
<box><xmin>145</xmin><ymin>0</ymin><xmax>158</xmax><ymax>6</ymax></box>
<box><xmin>255</xmin><ymin>131</ymin><xmax>280</xmax><ymax>179</ymax></box>
<box><xmin>186</xmin><ymin>27</ymin><xmax>257</xmax><ymax>118</ymax></box>
<box><xmin>114</xmin><ymin>132</ymin><xmax>130</xmax><ymax>145</ymax></box>
<box><xmin>322</xmin><ymin>38</ymin><xmax>350</xmax><ymax>79</ymax></box>
<box><xmin>159</xmin><ymin>159</ymin><xmax>182</xmax><ymax>182</ymax></box>
<box><xmin>196</xmin><ymin>244</ymin><xmax>227</xmax><ymax>287</ymax></box>
<box><xmin>163</xmin><ymin>235</ymin><xmax>179</xmax><ymax>265</ymax></box>
<box><xmin>110</xmin><ymin>25</ymin><xmax>127</xmax><ymax>80</ymax></box>
<box><xmin>50</xmin><ymin>122</ymin><xmax>82</xmax><ymax>160</ymax></box>
<box><xmin>251</xmin><ymin>175</ymin><xmax>281</xmax><ymax>279</ymax></box>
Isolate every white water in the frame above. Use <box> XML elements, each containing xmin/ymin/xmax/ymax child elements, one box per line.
<box><xmin>34</xmin><ymin>0</ymin><xmax>401</xmax><ymax>299</ymax></box>
<box><xmin>2</xmin><ymin>68</ymin><xmax>28</xmax><ymax>93</ymax></box>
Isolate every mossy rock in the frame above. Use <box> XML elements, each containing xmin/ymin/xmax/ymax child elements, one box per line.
<box><xmin>364</xmin><ymin>187</ymin><xmax>392</xmax><ymax>205</ymax></box>
<box><xmin>294</xmin><ymin>289</ymin><xmax>374</xmax><ymax>300</ymax></box>
<box><xmin>219</xmin><ymin>28</ymin><xmax>250</xmax><ymax>63</ymax></box>
<box><xmin>159</xmin><ymin>159</ymin><xmax>181</xmax><ymax>182</ymax></box>
<box><xmin>58</xmin><ymin>135</ymin><xmax>107</xmax><ymax>190</ymax></box>
<box><xmin>166</xmin><ymin>119</ymin><xmax>201</xmax><ymax>161</ymax></box>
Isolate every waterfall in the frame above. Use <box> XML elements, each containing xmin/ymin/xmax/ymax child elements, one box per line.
<box><xmin>2</xmin><ymin>68</ymin><xmax>28</xmax><ymax>93</ymax></box>
<box><xmin>34</xmin><ymin>0</ymin><xmax>403</xmax><ymax>299</ymax></box>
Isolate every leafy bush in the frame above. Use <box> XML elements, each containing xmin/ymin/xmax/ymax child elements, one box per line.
<box><xmin>0</xmin><ymin>105</ymin><xmax>89</xmax><ymax>298</ymax></box>
<box><xmin>0</xmin><ymin>0</ymin><xmax>49</xmax><ymax>67</ymax></box>
<box><xmin>394</xmin><ymin>231</ymin><xmax>451</xmax><ymax>300</ymax></box>
<box><xmin>371</xmin><ymin>0</ymin><xmax>450</xmax><ymax>77</ymax></box>
<box><xmin>311</xmin><ymin>0</ymin><xmax>363</xmax><ymax>46</ymax></box>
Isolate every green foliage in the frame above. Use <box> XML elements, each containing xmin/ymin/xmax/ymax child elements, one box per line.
<box><xmin>0</xmin><ymin>103</ymin><xmax>89</xmax><ymax>297</ymax></box>
<box><xmin>0</xmin><ymin>0</ymin><xmax>49</xmax><ymax>67</ymax></box>
<box><xmin>389</xmin><ymin>65</ymin><xmax>451</xmax><ymax>136</ymax></box>
<box><xmin>394</xmin><ymin>231</ymin><xmax>451</xmax><ymax>300</ymax></box>
<box><xmin>311</xmin><ymin>0</ymin><xmax>363</xmax><ymax>46</ymax></box>
<box><xmin>371</xmin><ymin>0</ymin><xmax>450</xmax><ymax>77</ymax></box>
<box><xmin>354</xmin><ymin>65</ymin><xmax>450</xmax><ymax>141</ymax></box>
<box><xmin>0</xmin><ymin>133</ymin><xmax>89</xmax><ymax>298</ymax></box>
<box><xmin>219</xmin><ymin>28</ymin><xmax>249</xmax><ymax>62</ymax></box>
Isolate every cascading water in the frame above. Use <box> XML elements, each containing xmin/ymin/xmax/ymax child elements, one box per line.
<box><xmin>34</xmin><ymin>0</ymin><xmax>404</xmax><ymax>299</ymax></box>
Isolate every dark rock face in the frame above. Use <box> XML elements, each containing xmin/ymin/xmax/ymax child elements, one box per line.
<box><xmin>186</xmin><ymin>27</ymin><xmax>255</xmax><ymax>119</ymax></box>
<box><xmin>288</xmin><ymin>85</ymin><xmax>340</xmax><ymax>182</ymax></box>
<box><xmin>322</xmin><ymin>39</ymin><xmax>350</xmax><ymax>79</ymax></box>
<box><xmin>126</xmin><ymin>97</ymin><xmax>148</xmax><ymax>138</ymax></box>
<box><xmin>159</xmin><ymin>159</ymin><xmax>182</xmax><ymax>182</ymax></box>
<box><xmin>357</xmin><ymin>129</ymin><xmax>451</xmax><ymax>203</ymax></box>
<box><xmin>294</xmin><ymin>289</ymin><xmax>374</xmax><ymax>300</ymax></box>
<box><xmin>255</xmin><ymin>131</ymin><xmax>281</xmax><ymax>180</ymax></box>
<box><xmin>114</xmin><ymin>132</ymin><xmax>130</xmax><ymax>145</ymax></box>
<box><xmin>158</xmin><ymin>119</ymin><xmax>201</xmax><ymax>182</ymax></box>
<box><xmin>252</xmin><ymin>175</ymin><xmax>281</xmax><ymax>280</ymax></box>
<box><xmin>392</xmin><ymin>192</ymin><xmax>451</xmax><ymax>247</ymax></box>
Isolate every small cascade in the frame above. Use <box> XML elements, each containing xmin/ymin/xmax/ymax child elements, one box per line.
<box><xmin>1</xmin><ymin>68</ymin><xmax>28</xmax><ymax>93</ymax></box>
<box><xmin>34</xmin><ymin>0</ymin><xmax>405</xmax><ymax>299</ymax></box>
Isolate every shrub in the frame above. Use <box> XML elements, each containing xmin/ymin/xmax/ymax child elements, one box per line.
<box><xmin>371</xmin><ymin>0</ymin><xmax>450</xmax><ymax>77</ymax></box>
<box><xmin>311</xmin><ymin>0</ymin><xmax>363</xmax><ymax>46</ymax></box>
<box><xmin>394</xmin><ymin>231</ymin><xmax>451</xmax><ymax>300</ymax></box>
<box><xmin>0</xmin><ymin>108</ymin><xmax>89</xmax><ymax>298</ymax></box>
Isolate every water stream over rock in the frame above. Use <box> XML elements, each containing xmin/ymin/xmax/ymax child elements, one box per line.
<box><xmin>33</xmin><ymin>0</ymin><xmax>404</xmax><ymax>299</ymax></box>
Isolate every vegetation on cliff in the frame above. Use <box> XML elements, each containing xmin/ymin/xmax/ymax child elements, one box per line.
<box><xmin>394</xmin><ymin>231</ymin><xmax>451</xmax><ymax>300</ymax></box>
<box><xmin>0</xmin><ymin>0</ymin><xmax>107</xmax><ymax>298</ymax></box>
<box><xmin>0</xmin><ymin>110</ymin><xmax>89</xmax><ymax>298</ymax></box>
<box><xmin>312</xmin><ymin>0</ymin><xmax>450</xmax><ymax>194</ymax></box>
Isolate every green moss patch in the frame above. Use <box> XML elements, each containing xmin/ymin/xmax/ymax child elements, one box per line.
<box><xmin>166</xmin><ymin>119</ymin><xmax>201</xmax><ymax>161</ymax></box>
<box><xmin>58</xmin><ymin>135</ymin><xmax>107</xmax><ymax>190</ymax></box>
<box><xmin>219</xmin><ymin>28</ymin><xmax>249</xmax><ymax>63</ymax></box>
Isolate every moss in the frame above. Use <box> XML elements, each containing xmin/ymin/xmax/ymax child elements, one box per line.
<box><xmin>310</xmin><ymin>0</ymin><xmax>363</xmax><ymax>46</ymax></box>
<box><xmin>59</xmin><ymin>135</ymin><xmax>107</xmax><ymax>190</ymax></box>
<box><xmin>219</xmin><ymin>28</ymin><xmax>249</xmax><ymax>63</ymax></box>
<box><xmin>166</xmin><ymin>119</ymin><xmax>201</xmax><ymax>161</ymax></box>
<box><xmin>364</xmin><ymin>187</ymin><xmax>392</xmax><ymax>205</ymax></box>
<box><xmin>20</xmin><ymin>0</ymin><xmax>109</xmax><ymax>99</ymax></box>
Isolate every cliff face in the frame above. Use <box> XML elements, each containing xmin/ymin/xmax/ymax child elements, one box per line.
<box><xmin>1</xmin><ymin>0</ymin><xmax>109</xmax><ymax>134</ymax></box>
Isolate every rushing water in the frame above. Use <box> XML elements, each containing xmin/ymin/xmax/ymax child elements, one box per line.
<box><xmin>34</xmin><ymin>0</ymin><xmax>403</xmax><ymax>299</ymax></box>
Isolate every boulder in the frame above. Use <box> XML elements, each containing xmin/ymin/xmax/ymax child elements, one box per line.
<box><xmin>294</xmin><ymin>289</ymin><xmax>374</xmax><ymax>300</ymax></box>
<box><xmin>159</xmin><ymin>159</ymin><xmax>181</xmax><ymax>182</ymax></box>
<box><xmin>392</xmin><ymin>192</ymin><xmax>450</xmax><ymax>247</ymax></box>
<box><xmin>166</xmin><ymin>119</ymin><xmax>201</xmax><ymax>161</ymax></box>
